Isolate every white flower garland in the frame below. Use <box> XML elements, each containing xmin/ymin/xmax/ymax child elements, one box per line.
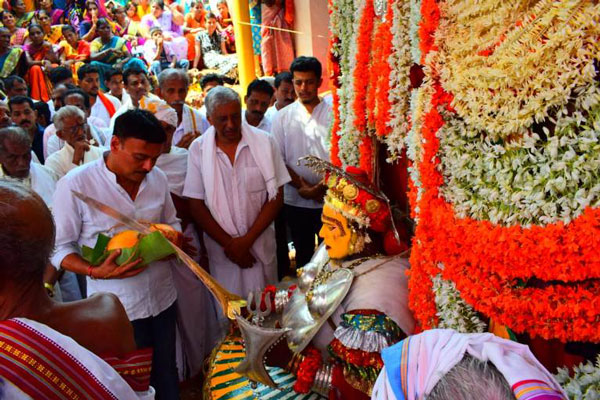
<box><xmin>555</xmin><ymin>356</ymin><xmax>600</xmax><ymax>400</ymax></box>
<box><xmin>438</xmin><ymin>83</ymin><xmax>600</xmax><ymax>227</ymax></box>
<box><xmin>432</xmin><ymin>273</ymin><xmax>487</xmax><ymax>334</ymax></box>
<box><xmin>384</xmin><ymin>0</ymin><xmax>412</xmax><ymax>160</ymax></box>
<box><xmin>409</xmin><ymin>0</ymin><xmax>421</xmax><ymax>64</ymax></box>
<box><xmin>336</xmin><ymin>0</ymin><xmax>363</xmax><ymax>168</ymax></box>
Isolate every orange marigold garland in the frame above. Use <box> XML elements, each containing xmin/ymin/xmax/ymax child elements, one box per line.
<box><xmin>373</xmin><ymin>1</ymin><xmax>394</xmax><ymax>138</ymax></box>
<box><xmin>409</xmin><ymin>0</ymin><xmax>600</xmax><ymax>343</ymax></box>
<box><xmin>352</xmin><ymin>0</ymin><xmax>375</xmax><ymax>136</ymax></box>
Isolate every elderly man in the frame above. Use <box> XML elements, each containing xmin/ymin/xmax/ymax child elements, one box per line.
<box><xmin>243</xmin><ymin>78</ymin><xmax>274</xmax><ymax>133</ymax></box>
<box><xmin>0</xmin><ymin>181</ymin><xmax>152</xmax><ymax>399</ymax></box>
<box><xmin>52</xmin><ymin>109</ymin><xmax>181</xmax><ymax>399</ymax></box>
<box><xmin>271</xmin><ymin>56</ymin><xmax>332</xmax><ymax>268</ymax></box>
<box><xmin>265</xmin><ymin>71</ymin><xmax>296</xmax><ymax>121</ymax></box>
<box><xmin>8</xmin><ymin>96</ymin><xmax>45</xmax><ymax>163</ymax></box>
<box><xmin>77</xmin><ymin>64</ymin><xmax>121</xmax><ymax>127</ymax></box>
<box><xmin>45</xmin><ymin>88</ymin><xmax>109</xmax><ymax>158</ymax></box>
<box><xmin>183</xmin><ymin>86</ymin><xmax>290</xmax><ymax>298</ymax></box>
<box><xmin>45</xmin><ymin>105</ymin><xmax>105</xmax><ymax>180</ymax></box>
<box><xmin>156</xmin><ymin>68</ymin><xmax>209</xmax><ymax>150</ymax></box>
<box><xmin>0</xmin><ymin>100</ymin><xmax>11</xmax><ymax>128</ymax></box>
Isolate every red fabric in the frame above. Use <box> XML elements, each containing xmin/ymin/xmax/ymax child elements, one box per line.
<box><xmin>329</xmin><ymin>364</ymin><xmax>370</xmax><ymax>400</ymax></box>
<box><xmin>0</xmin><ymin>319</ymin><xmax>118</xmax><ymax>399</ymax></box>
<box><xmin>98</xmin><ymin>91</ymin><xmax>117</xmax><ymax>117</ymax></box>
<box><xmin>102</xmin><ymin>348</ymin><xmax>153</xmax><ymax>392</ymax></box>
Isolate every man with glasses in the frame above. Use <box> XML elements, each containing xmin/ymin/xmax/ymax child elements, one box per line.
<box><xmin>44</xmin><ymin>105</ymin><xmax>105</xmax><ymax>180</ymax></box>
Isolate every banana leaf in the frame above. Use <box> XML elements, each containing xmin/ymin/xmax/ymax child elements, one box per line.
<box><xmin>81</xmin><ymin>231</ymin><xmax>175</xmax><ymax>267</ymax></box>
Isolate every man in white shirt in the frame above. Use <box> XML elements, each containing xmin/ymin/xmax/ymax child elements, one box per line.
<box><xmin>271</xmin><ymin>56</ymin><xmax>332</xmax><ymax>268</ymax></box>
<box><xmin>108</xmin><ymin>67</ymin><xmax>152</xmax><ymax>134</ymax></box>
<box><xmin>0</xmin><ymin>100</ymin><xmax>11</xmax><ymax>128</ymax></box>
<box><xmin>77</xmin><ymin>64</ymin><xmax>121</xmax><ymax>127</ymax></box>
<box><xmin>242</xmin><ymin>78</ymin><xmax>274</xmax><ymax>133</ymax></box>
<box><xmin>264</xmin><ymin>71</ymin><xmax>296</xmax><ymax>121</ymax></box>
<box><xmin>183</xmin><ymin>86</ymin><xmax>290</xmax><ymax>298</ymax></box>
<box><xmin>105</xmin><ymin>68</ymin><xmax>131</xmax><ymax>105</ymax></box>
<box><xmin>52</xmin><ymin>109</ymin><xmax>180</xmax><ymax>399</ymax></box>
<box><xmin>156</xmin><ymin>68</ymin><xmax>209</xmax><ymax>149</ymax></box>
<box><xmin>45</xmin><ymin>105</ymin><xmax>105</xmax><ymax>180</ymax></box>
<box><xmin>45</xmin><ymin>88</ymin><xmax>109</xmax><ymax>157</ymax></box>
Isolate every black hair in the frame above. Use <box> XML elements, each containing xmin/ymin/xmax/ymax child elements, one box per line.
<box><xmin>77</xmin><ymin>64</ymin><xmax>100</xmax><ymax>81</ymax></box>
<box><xmin>61</xmin><ymin>25</ymin><xmax>77</xmax><ymax>35</ymax></box>
<box><xmin>33</xmin><ymin>101</ymin><xmax>50</xmax><ymax>126</ymax></box>
<box><xmin>0</xmin><ymin>10</ymin><xmax>16</xmax><ymax>21</ymax></box>
<box><xmin>8</xmin><ymin>95</ymin><xmax>34</xmax><ymax>111</ymax></box>
<box><xmin>113</xmin><ymin>109</ymin><xmax>166</xmax><ymax>143</ymax></box>
<box><xmin>246</xmin><ymin>78</ymin><xmax>274</xmax><ymax>98</ymax></box>
<box><xmin>150</xmin><ymin>0</ymin><xmax>164</xmax><ymax>9</ymax></box>
<box><xmin>62</xmin><ymin>88</ymin><xmax>91</xmax><ymax>110</ymax></box>
<box><xmin>49</xmin><ymin>67</ymin><xmax>72</xmax><ymax>86</ymax></box>
<box><xmin>200</xmin><ymin>73</ymin><xmax>223</xmax><ymax>90</ymax></box>
<box><xmin>105</xmin><ymin>68</ymin><xmax>123</xmax><ymax>82</ymax></box>
<box><xmin>27</xmin><ymin>23</ymin><xmax>43</xmax><ymax>34</ymax></box>
<box><xmin>123</xmin><ymin>66</ymin><xmax>147</xmax><ymax>85</ymax></box>
<box><xmin>205</xmin><ymin>11</ymin><xmax>217</xmax><ymax>20</ymax></box>
<box><xmin>274</xmin><ymin>71</ymin><xmax>293</xmax><ymax>89</ymax></box>
<box><xmin>3</xmin><ymin>75</ymin><xmax>26</xmax><ymax>92</ymax></box>
<box><xmin>96</xmin><ymin>17</ymin><xmax>110</xmax><ymax>28</ymax></box>
<box><xmin>290</xmin><ymin>56</ymin><xmax>322</xmax><ymax>80</ymax></box>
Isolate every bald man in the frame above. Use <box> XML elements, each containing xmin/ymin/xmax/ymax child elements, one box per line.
<box><xmin>0</xmin><ymin>181</ymin><xmax>149</xmax><ymax>399</ymax></box>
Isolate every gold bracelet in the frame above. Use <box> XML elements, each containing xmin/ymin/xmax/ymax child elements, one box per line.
<box><xmin>44</xmin><ymin>282</ymin><xmax>55</xmax><ymax>297</ymax></box>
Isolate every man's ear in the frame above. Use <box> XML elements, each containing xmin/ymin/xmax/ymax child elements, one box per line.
<box><xmin>155</xmin><ymin>86</ymin><xmax>162</xmax><ymax>98</ymax></box>
<box><xmin>110</xmin><ymin>135</ymin><xmax>121</xmax><ymax>152</ymax></box>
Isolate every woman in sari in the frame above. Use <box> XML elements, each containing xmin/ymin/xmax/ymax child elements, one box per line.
<box><xmin>79</xmin><ymin>0</ymin><xmax>108</xmax><ymax>42</ymax></box>
<box><xmin>90</xmin><ymin>18</ymin><xmax>146</xmax><ymax>90</ymax></box>
<box><xmin>58</xmin><ymin>25</ymin><xmax>90</xmax><ymax>83</ymax></box>
<box><xmin>37</xmin><ymin>0</ymin><xmax>65</xmax><ymax>25</ymax></box>
<box><xmin>113</xmin><ymin>4</ymin><xmax>143</xmax><ymax>51</ymax></box>
<box><xmin>136</xmin><ymin>0</ymin><xmax>151</xmax><ymax>20</ymax></box>
<box><xmin>24</xmin><ymin>24</ymin><xmax>58</xmax><ymax>101</ymax></box>
<box><xmin>194</xmin><ymin>12</ymin><xmax>236</xmax><ymax>78</ymax></box>
<box><xmin>215</xmin><ymin>0</ymin><xmax>234</xmax><ymax>54</ymax></box>
<box><xmin>183</xmin><ymin>1</ymin><xmax>205</xmax><ymax>66</ymax></box>
<box><xmin>260</xmin><ymin>0</ymin><xmax>294</xmax><ymax>76</ymax></box>
<box><xmin>126</xmin><ymin>1</ymin><xmax>141</xmax><ymax>22</ymax></box>
<box><xmin>34</xmin><ymin>10</ymin><xmax>64</xmax><ymax>46</ymax></box>
<box><xmin>0</xmin><ymin>11</ymin><xmax>28</xmax><ymax>47</ymax></box>
<box><xmin>10</xmin><ymin>0</ymin><xmax>34</xmax><ymax>28</ymax></box>
<box><xmin>140</xmin><ymin>0</ymin><xmax>187</xmax><ymax>61</ymax></box>
<box><xmin>0</xmin><ymin>27</ymin><xmax>26</xmax><ymax>78</ymax></box>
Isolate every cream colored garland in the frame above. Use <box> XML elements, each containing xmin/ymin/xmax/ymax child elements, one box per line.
<box><xmin>437</xmin><ymin>0</ymin><xmax>600</xmax><ymax>139</ymax></box>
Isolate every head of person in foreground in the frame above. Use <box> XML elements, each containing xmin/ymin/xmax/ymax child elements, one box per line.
<box><xmin>372</xmin><ymin>329</ymin><xmax>566</xmax><ymax>400</ymax></box>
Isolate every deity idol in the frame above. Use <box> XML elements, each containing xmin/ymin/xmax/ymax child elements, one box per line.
<box><xmin>204</xmin><ymin>156</ymin><xmax>415</xmax><ymax>399</ymax></box>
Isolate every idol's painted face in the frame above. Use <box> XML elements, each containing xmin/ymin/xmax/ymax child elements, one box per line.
<box><xmin>319</xmin><ymin>205</ymin><xmax>353</xmax><ymax>260</ymax></box>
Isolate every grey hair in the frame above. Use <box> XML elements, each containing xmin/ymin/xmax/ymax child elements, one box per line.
<box><xmin>53</xmin><ymin>105</ymin><xmax>85</xmax><ymax>131</ymax></box>
<box><xmin>158</xmin><ymin>68</ymin><xmax>190</xmax><ymax>89</ymax></box>
<box><xmin>427</xmin><ymin>355</ymin><xmax>516</xmax><ymax>400</ymax></box>
<box><xmin>0</xmin><ymin>127</ymin><xmax>32</xmax><ymax>155</ymax></box>
<box><xmin>204</xmin><ymin>86</ymin><xmax>240</xmax><ymax>118</ymax></box>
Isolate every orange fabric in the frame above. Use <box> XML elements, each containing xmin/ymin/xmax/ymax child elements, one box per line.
<box><xmin>97</xmin><ymin>92</ymin><xmax>116</xmax><ymax>117</ymax></box>
<box><xmin>26</xmin><ymin>51</ymin><xmax>51</xmax><ymax>102</ymax></box>
<box><xmin>185</xmin><ymin>33</ymin><xmax>196</xmax><ymax>63</ymax></box>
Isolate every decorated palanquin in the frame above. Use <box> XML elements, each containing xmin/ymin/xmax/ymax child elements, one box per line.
<box><xmin>204</xmin><ymin>158</ymin><xmax>415</xmax><ymax>400</ymax></box>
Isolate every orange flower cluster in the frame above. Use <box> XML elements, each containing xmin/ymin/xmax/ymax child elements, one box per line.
<box><xmin>371</xmin><ymin>1</ymin><xmax>394</xmax><ymax>138</ymax></box>
<box><xmin>408</xmin><ymin>0</ymin><xmax>600</xmax><ymax>342</ymax></box>
<box><xmin>418</xmin><ymin>0</ymin><xmax>439</xmax><ymax>62</ymax></box>
<box><xmin>352</xmin><ymin>0</ymin><xmax>375</xmax><ymax>135</ymax></box>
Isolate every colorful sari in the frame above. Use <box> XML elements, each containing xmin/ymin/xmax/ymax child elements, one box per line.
<box><xmin>15</xmin><ymin>12</ymin><xmax>34</xmax><ymax>28</ymax></box>
<box><xmin>184</xmin><ymin>12</ymin><xmax>204</xmax><ymax>62</ymax></box>
<box><xmin>44</xmin><ymin>25</ymin><xmax>65</xmax><ymax>45</ymax></box>
<box><xmin>0</xmin><ymin>47</ymin><xmax>24</xmax><ymax>78</ymax></box>
<box><xmin>59</xmin><ymin>39</ymin><xmax>90</xmax><ymax>82</ymax></box>
<box><xmin>9</xmin><ymin>28</ymin><xmax>28</xmax><ymax>47</ymax></box>
<box><xmin>23</xmin><ymin>43</ymin><xmax>52</xmax><ymax>102</ymax></box>
<box><xmin>49</xmin><ymin>8</ymin><xmax>65</xmax><ymax>24</ymax></box>
<box><xmin>90</xmin><ymin>36</ymin><xmax>147</xmax><ymax>90</ymax></box>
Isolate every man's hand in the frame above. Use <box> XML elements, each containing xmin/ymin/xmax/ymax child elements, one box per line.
<box><xmin>182</xmin><ymin>235</ymin><xmax>197</xmax><ymax>257</ymax></box>
<box><xmin>90</xmin><ymin>250</ymin><xmax>145</xmax><ymax>279</ymax></box>
<box><xmin>175</xmin><ymin>132</ymin><xmax>196</xmax><ymax>149</ymax></box>
<box><xmin>298</xmin><ymin>181</ymin><xmax>327</xmax><ymax>201</ymax></box>
<box><xmin>224</xmin><ymin>236</ymin><xmax>256</xmax><ymax>269</ymax></box>
<box><xmin>72</xmin><ymin>138</ymin><xmax>90</xmax><ymax>165</ymax></box>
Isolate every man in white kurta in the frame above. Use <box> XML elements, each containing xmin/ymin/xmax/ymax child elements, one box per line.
<box><xmin>52</xmin><ymin>109</ymin><xmax>181</xmax><ymax>398</ymax></box>
<box><xmin>183</xmin><ymin>87</ymin><xmax>290</xmax><ymax>298</ymax></box>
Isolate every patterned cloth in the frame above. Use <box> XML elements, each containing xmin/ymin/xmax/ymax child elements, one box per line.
<box><xmin>249</xmin><ymin>0</ymin><xmax>261</xmax><ymax>55</ymax></box>
<box><xmin>372</xmin><ymin>329</ymin><xmax>566</xmax><ymax>400</ymax></box>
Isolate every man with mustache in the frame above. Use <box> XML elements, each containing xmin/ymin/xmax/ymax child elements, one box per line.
<box><xmin>242</xmin><ymin>78</ymin><xmax>274</xmax><ymax>133</ymax></box>
<box><xmin>156</xmin><ymin>68</ymin><xmax>209</xmax><ymax>149</ymax></box>
<box><xmin>8</xmin><ymin>96</ymin><xmax>45</xmax><ymax>163</ymax></box>
<box><xmin>265</xmin><ymin>71</ymin><xmax>296</xmax><ymax>121</ymax></box>
<box><xmin>271</xmin><ymin>56</ymin><xmax>332</xmax><ymax>269</ymax></box>
<box><xmin>52</xmin><ymin>109</ymin><xmax>181</xmax><ymax>399</ymax></box>
<box><xmin>78</xmin><ymin>64</ymin><xmax>121</xmax><ymax>127</ymax></box>
<box><xmin>183</xmin><ymin>86</ymin><xmax>290</xmax><ymax>298</ymax></box>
